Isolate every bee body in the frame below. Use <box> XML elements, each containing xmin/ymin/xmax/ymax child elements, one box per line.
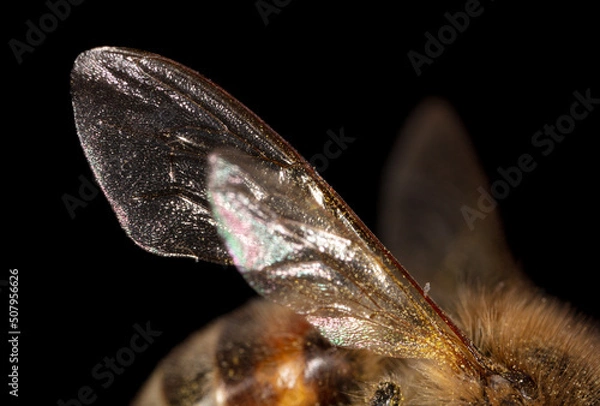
<box><xmin>133</xmin><ymin>284</ymin><xmax>599</xmax><ymax>405</ymax></box>
<box><xmin>134</xmin><ymin>300</ymin><xmax>369</xmax><ymax>406</ymax></box>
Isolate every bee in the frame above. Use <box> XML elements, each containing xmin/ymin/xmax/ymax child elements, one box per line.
<box><xmin>71</xmin><ymin>47</ymin><xmax>599</xmax><ymax>405</ymax></box>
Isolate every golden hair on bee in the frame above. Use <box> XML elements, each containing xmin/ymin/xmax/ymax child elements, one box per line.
<box><xmin>376</xmin><ymin>98</ymin><xmax>599</xmax><ymax>405</ymax></box>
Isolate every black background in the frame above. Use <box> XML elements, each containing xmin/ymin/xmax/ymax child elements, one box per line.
<box><xmin>5</xmin><ymin>1</ymin><xmax>599</xmax><ymax>404</ymax></box>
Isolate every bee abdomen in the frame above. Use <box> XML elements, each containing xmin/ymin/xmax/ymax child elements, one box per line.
<box><xmin>215</xmin><ymin>300</ymin><xmax>361</xmax><ymax>406</ymax></box>
<box><xmin>133</xmin><ymin>300</ymin><xmax>364</xmax><ymax>406</ymax></box>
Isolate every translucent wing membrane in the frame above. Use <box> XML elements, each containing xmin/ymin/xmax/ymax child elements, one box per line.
<box><xmin>71</xmin><ymin>47</ymin><xmax>299</xmax><ymax>263</ymax></box>
<box><xmin>208</xmin><ymin>150</ymin><xmax>470</xmax><ymax>363</ymax></box>
<box><xmin>71</xmin><ymin>47</ymin><xmax>483</xmax><ymax>369</ymax></box>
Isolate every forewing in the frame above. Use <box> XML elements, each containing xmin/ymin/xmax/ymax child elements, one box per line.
<box><xmin>208</xmin><ymin>149</ymin><xmax>470</xmax><ymax>365</ymax></box>
<box><xmin>71</xmin><ymin>47</ymin><xmax>299</xmax><ymax>263</ymax></box>
<box><xmin>72</xmin><ymin>48</ymin><xmax>479</xmax><ymax>368</ymax></box>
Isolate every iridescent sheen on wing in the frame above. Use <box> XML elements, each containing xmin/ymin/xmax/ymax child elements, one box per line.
<box><xmin>208</xmin><ymin>149</ymin><xmax>465</xmax><ymax>364</ymax></box>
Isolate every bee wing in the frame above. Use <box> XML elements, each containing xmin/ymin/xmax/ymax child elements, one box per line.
<box><xmin>72</xmin><ymin>48</ymin><xmax>480</xmax><ymax>368</ymax></box>
<box><xmin>71</xmin><ymin>47</ymin><xmax>300</xmax><ymax>263</ymax></box>
<box><xmin>378</xmin><ymin>99</ymin><xmax>520</xmax><ymax>307</ymax></box>
<box><xmin>208</xmin><ymin>149</ymin><xmax>475</xmax><ymax>366</ymax></box>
